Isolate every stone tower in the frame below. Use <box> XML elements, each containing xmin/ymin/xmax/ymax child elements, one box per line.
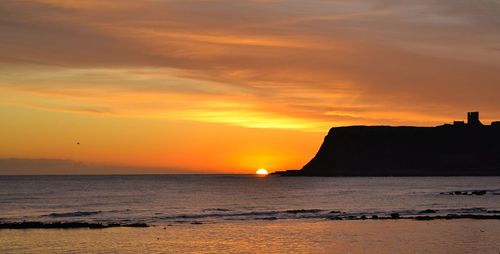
<box><xmin>467</xmin><ymin>112</ymin><xmax>483</xmax><ymax>127</ymax></box>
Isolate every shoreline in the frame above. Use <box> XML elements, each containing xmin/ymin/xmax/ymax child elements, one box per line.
<box><xmin>271</xmin><ymin>170</ymin><xmax>500</xmax><ymax>177</ymax></box>
<box><xmin>2</xmin><ymin>213</ymin><xmax>500</xmax><ymax>229</ymax></box>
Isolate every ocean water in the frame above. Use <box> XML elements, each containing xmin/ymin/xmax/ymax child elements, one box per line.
<box><xmin>1</xmin><ymin>175</ymin><xmax>499</xmax><ymax>225</ymax></box>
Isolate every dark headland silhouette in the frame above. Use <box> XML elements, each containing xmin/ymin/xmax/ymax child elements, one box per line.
<box><xmin>275</xmin><ymin>112</ymin><xmax>500</xmax><ymax>176</ymax></box>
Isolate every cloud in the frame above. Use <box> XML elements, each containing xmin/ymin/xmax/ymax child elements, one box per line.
<box><xmin>1</xmin><ymin>0</ymin><xmax>500</xmax><ymax>131</ymax></box>
<box><xmin>0</xmin><ymin>158</ymin><xmax>199</xmax><ymax>175</ymax></box>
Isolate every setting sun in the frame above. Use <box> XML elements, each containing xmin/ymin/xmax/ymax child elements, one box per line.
<box><xmin>256</xmin><ymin>168</ymin><xmax>269</xmax><ymax>176</ymax></box>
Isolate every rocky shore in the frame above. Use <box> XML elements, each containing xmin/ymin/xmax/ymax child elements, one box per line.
<box><xmin>0</xmin><ymin>221</ymin><xmax>149</xmax><ymax>229</ymax></box>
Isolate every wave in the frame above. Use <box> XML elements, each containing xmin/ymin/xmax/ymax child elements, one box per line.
<box><xmin>156</xmin><ymin>210</ymin><xmax>284</xmax><ymax>220</ymax></box>
<box><xmin>3</xmin><ymin>207</ymin><xmax>497</xmax><ymax>228</ymax></box>
<box><xmin>2</xmin><ymin>209</ymin><xmax>500</xmax><ymax>229</ymax></box>
<box><xmin>202</xmin><ymin>208</ymin><xmax>232</xmax><ymax>212</ymax></box>
<box><xmin>440</xmin><ymin>189</ymin><xmax>500</xmax><ymax>196</ymax></box>
<box><xmin>285</xmin><ymin>209</ymin><xmax>323</xmax><ymax>214</ymax></box>
<box><xmin>154</xmin><ymin>208</ymin><xmax>500</xmax><ymax>223</ymax></box>
<box><xmin>43</xmin><ymin>211</ymin><xmax>102</xmax><ymax>218</ymax></box>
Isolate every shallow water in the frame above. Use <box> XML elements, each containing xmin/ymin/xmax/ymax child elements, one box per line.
<box><xmin>1</xmin><ymin>220</ymin><xmax>499</xmax><ymax>253</ymax></box>
<box><xmin>0</xmin><ymin>175</ymin><xmax>499</xmax><ymax>225</ymax></box>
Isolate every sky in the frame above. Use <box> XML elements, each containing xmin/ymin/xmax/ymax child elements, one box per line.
<box><xmin>1</xmin><ymin>0</ymin><xmax>500</xmax><ymax>174</ymax></box>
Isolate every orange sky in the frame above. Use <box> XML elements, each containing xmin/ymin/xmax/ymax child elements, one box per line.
<box><xmin>1</xmin><ymin>0</ymin><xmax>500</xmax><ymax>174</ymax></box>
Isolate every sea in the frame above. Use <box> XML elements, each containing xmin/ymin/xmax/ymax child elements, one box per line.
<box><xmin>1</xmin><ymin>175</ymin><xmax>499</xmax><ymax>225</ymax></box>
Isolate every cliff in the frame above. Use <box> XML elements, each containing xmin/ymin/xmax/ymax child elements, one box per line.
<box><xmin>277</xmin><ymin>124</ymin><xmax>500</xmax><ymax>176</ymax></box>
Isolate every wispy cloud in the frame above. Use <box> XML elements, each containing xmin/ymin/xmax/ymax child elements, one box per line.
<box><xmin>1</xmin><ymin>0</ymin><xmax>500</xmax><ymax>131</ymax></box>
